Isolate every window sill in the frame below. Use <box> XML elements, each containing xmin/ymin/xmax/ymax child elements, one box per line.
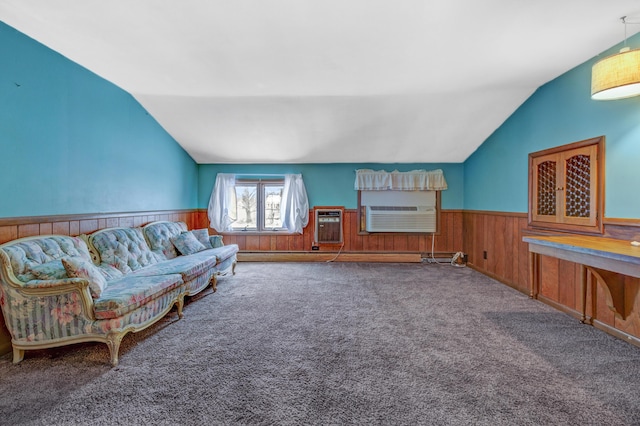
<box><xmin>220</xmin><ymin>230</ymin><xmax>295</xmax><ymax>236</ymax></box>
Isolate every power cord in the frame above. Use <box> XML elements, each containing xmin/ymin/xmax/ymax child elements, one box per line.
<box><xmin>425</xmin><ymin>233</ymin><xmax>466</xmax><ymax>267</ymax></box>
<box><xmin>450</xmin><ymin>251</ymin><xmax>466</xmax><ymax>268</ymax></box>
<box><xmin>326</xmin><ymin>243</ymin><xmax>345</xmax><ymax>263</ymax></box>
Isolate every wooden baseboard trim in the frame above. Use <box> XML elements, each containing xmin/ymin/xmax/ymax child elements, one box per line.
<box><xmin>534</xmin><ymin>295</ymin><xmax>640</xmax><ymax>348</ymax></box>
<box><xmin>592</xmin><ymin>320</ymin><xmax>640</xmax><ymax>348</ymax></box>
<box><xmin>238</xmin><ymin>252</ymin><xmax>423</xmax><ymax>263</ymax></box>
<box><xmin>466</xmin><ymin>263</ymin><xmax>528</xmax><ymax>295</ymax></box>
<box><xmin>536</xmin><ymin>295</ymin><xmax>583</xmax><ymax>320</ymax></box>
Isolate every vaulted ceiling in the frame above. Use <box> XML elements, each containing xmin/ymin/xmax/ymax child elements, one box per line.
<box><xmin>2</xmin><ymin>1</ymin><xmax>639</xmax><ymax>163</ymax></box>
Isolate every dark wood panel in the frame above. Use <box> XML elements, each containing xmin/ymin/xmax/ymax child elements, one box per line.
<box><xmin>207</xmin><ymin>209</ymin><xmax>464</xmax><ymax>256</ymax></box>
<box><xmin>275</xmin><ymin>235</ymin><xmax>288</xmax><ymax>251</ymax></box>
<box><xmin>0</xmin><ymin>210</ymin><xmax>201</xmax><ymax>245</ymax></box>
<box><xmin>557</xmin><ymin>259</ymin><xmax>577</xmax><ymax>309</ymax></box>
<box><xmin>493</xmin><ymin>215</ymin><xmax>507</xmax><ymax>279</ymax></box>
<box><xmin>616</xmin><ymin>275</ymin><xmax>640</xmax><ymax>336</ymax></box>
<box><xmin>18</xmin><ymin>224</ymin><xmax>40</xmax><ymax>238</ymax></box>
<box><xmin>596</xmin><ymin>280</ymin><xmax>616</xmax><ymax>325</ymax></box>
<box><xmin>39</xmin><ymin>223</ymin><xmax>52</xmax><ymax>236</ymax></box>
<box><xmin>245</xmin><ymin>235</ymin><xmax>261</xmax><ymax>251</ymax></box>
<box><xmin>517</xmin><ymin>218</ymin><xmax>530</xmax><ymax>293</ymax></box>
<box><xmin>540</xmin><ymin>256</ymin><xmax>559</xmax><ymax>300</ymax></box>
<box><xmin>604</xmin><ymin>224</ymin><xmax>640</xmax><ymax>241</ymax></box>
<box><xmin>0</xmin><ymin>226</ymin><xmax>18</xmax><ymax>244</ymax></box>
<box><xmin>0</xmin><ymin>209</ymin><xmax>199</xmax><ymax>227</ymax></box>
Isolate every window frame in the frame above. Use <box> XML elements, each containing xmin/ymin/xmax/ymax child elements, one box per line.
<box><xmin>528</xmin><ymin>136</ymin><xmax>605</xmax><ymax>235</ymax></box>
<box><xmin>228</xmin><ymin>179</ymin><xmax>286</xmax><ymax>234</ymax></box>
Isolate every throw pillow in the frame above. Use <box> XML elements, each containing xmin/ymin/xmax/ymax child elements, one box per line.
<box><xmin>30</xmin><ymin>259</ymin><xmax>69</xmax><ymax>280</ymax></box>
<box><xmin>62</xmin><ymin>257</ymin><xmax>108</xmax><ymax>298</ymax></box>
<box><xmin>191</xmin><ymin>229</ymin><xmax>214</xmax><ymax>249</ymax></box>
<box><xmin>171</xmin><ymin>231</ymin><xmax>207</xmax><ymax>255</ymax></box>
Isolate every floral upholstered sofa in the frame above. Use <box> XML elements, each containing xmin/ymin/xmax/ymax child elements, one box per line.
<box><xmin>0</xmin><ymin>221</ymin><xmax>238</xmax><ymax>366</ymax></box>
<box><xmin>88</xmin><ymin>221</ymin><xmax>238</xmax><ymax>296</ymax></box>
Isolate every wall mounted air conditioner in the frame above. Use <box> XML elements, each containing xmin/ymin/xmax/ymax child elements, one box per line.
<box><xmin>365</xmin><ymin>206</ymin><xmax>436</xmax><ymax>233</ymax></box>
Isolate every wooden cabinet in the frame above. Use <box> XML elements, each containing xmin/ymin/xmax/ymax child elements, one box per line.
<box><xmin>529</xmin><ymin>136</ymin><xmax>604</xmax><ymax>234</ymax></box>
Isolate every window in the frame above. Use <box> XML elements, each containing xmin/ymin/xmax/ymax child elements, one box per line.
<box><xmin>528</xmin><ymin>136</ymin><xmax>604</xmax><ymax>234</ymax></box>
<box><xmin>230</xmin><ymin>180</ymin><xmax>284</xmax><ymax>232</ymax></box>
<box><xmin>208</xmin><ymin>173</ymin><xmax>308</xmax><ymax>234</ymax></box>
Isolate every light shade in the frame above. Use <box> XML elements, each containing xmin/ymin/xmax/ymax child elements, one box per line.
<box><xmin>591</xmin><ymin>47</ymin><xmax>640</xmax><ymax>100</ymax></box>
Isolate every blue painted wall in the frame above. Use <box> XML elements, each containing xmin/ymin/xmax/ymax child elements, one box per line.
<box><xmin>4</xmin><ymin>20</ymin><xmax>640</xmax><ymax>221</ymax></box>
<box><xmin>198</xmin><ymin>163</ymin><xmax>464</xmax><ymax>210</ymax></box>
<box><xmin>464</xmin><ymin>33</ymin><xmax>640</xmax><ymax>219</ymax></box>
<box><xmin>0</xmin><ymin>23</ymin><xmax>198</xmax><ymax>218</ymax></box>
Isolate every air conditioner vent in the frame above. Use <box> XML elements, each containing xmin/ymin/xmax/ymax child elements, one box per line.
<box><xmin>366</xmin><ymin>205</ymin><xmax>436</xmax><ymax>233</ymax></box>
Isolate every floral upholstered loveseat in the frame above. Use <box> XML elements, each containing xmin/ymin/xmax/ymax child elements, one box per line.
<box><xmin>0</xmin><ymin>222</ymin><xmax>238</xmax><ymax>366</ymax></box>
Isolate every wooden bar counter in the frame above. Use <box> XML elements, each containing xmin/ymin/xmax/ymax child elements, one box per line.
<box><xmin>523</xmin><ymin>234</ymin><xmax>640</xmax><ymax>325</ymax></box>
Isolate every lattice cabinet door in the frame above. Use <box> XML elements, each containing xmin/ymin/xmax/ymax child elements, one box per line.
<box><xmin>561</xmin><ymin>144</ymin><xmax>598</xmax><ymax>227</ymax></box>
<box><xmin>528</xmin><ymin>137</ymin><xmax>603</xmax><ymax>234</ymax></box>
<box><xmin>531</xmin><ymin>153</ymin><xmax>559</xmax><ymax>224</ymax></box>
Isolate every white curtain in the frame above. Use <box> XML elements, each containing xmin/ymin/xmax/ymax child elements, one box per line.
<box><xmin>354</xmin><ymin>169</ymin><xmax>448</xmax><ymax>191</ymax></box>
<box><xmin>208</xmin><ymin>173</ymin><xmax>237</xmax><ymax>232</ymax></box>
<box><xmin>280</xmin><ymin>174</ymin><xmax>309</xmax><ymax>234</ymax></box>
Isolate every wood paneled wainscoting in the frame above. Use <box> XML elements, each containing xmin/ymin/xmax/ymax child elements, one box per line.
<box><xmin>462</xmin><ymin>211</ymin><xmax>531</xmax><ymax>294</ymax></box>
<box><xmin>198</xmin><ymin>209</ymin><xmax>464</xmax><ymax>262</ymax></box>
<box><xmin>463</xmin><ymin>210</ymin><xmax>640</xmax><ymax>345</ymax></box>
<box><xmin>0</xmin><ymin>209</ymin><xmax>201</xmax><ymax>357</ymax></box>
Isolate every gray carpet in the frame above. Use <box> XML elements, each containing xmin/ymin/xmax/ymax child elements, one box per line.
<box><xmin>1</xmin><ymin>262</ymin><xmax>639</xmax><ymax>425</ymax></box>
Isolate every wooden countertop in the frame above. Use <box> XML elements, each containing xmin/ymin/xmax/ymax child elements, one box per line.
<box><xmin>523</xmin><ymin>235</ymin><xmax>640</xmax><ymax>267</ymax></box>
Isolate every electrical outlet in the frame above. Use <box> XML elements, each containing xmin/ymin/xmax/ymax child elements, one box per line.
<box><xmin>483</xmin><ymin>250</ymin><xmax>487</xmax><ymax>260</ymax></box>
<box><xmin>312</xmin><ymin>246</ymin><xmax>320</xmax><ymax>251</ymax></box>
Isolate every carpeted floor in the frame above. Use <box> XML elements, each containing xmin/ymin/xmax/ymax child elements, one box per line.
<box><xmin>1</xmin><ymin>262</ymin><xmax>639</xmax><ymax>425</ymax></box>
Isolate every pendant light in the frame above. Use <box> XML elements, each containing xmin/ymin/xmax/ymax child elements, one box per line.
<box><xmin>591</xmin><ymin>17</ymin><xmax>640</xmax><ymax>100</ymax></box>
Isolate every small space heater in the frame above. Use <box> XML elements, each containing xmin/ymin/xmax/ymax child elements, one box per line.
<box><xmin>314</xmin><ymin>207</ymin><xmax>344</xmax><ymax>245</ymax></box>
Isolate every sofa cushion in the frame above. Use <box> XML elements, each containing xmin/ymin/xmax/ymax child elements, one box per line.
<box><xmin>143</xmin><ymin>221</ymin><xmax>188</xmax><ymax>260</ymax></box>
<box><xmin>130</xmin><ymin>251</ymin><xmax>219</xmax><ymax>282</ymax></box>
<box><xmin>93</xmin><ymin>273</ymin><xmax>183</xmax><ymax>320</ymax></box>
<box><xmin>208</xmin><ymin>245</ymin><xmax>239</xmax><ymax>263</ymax></box>
<box><xmin>90</xmin><ymin>227</ymin><xmax>160</xmax><ymax>274</ymax></box>
<box><xmin>191</xmin><ymin>229</ymin><xmax>214</xmax><ymax>249</ymax></box>
<box><xmin>62</xmin><ymin>257</ymin><xmax>108</xmax><ymax>298</ymax></box>
<box><xmin>171</xmin><ymin>231</ymin><xmax>207</xmax><ymax>255</ymax></box>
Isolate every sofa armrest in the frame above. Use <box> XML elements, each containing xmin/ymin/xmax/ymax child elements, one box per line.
<box><xmin>209</xmin><ymin>235</ymin><xmax>224</xmax><ymax>248</ymax></box>
<box><xmin>6</xmin><ymin>277</ymin><xmax>96</xmax><ymax>321</ymax></box>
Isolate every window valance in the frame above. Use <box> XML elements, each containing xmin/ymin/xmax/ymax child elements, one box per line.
<box><xmin>354</xmin><ymin>169</ymin><xmax>447</xmax><ymax>191</ymax></box>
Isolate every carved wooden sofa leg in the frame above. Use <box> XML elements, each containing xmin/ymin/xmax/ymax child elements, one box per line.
<box><xmin>210</xmin><ymin>275</ymin><xmax>218</xmax><ymax>292</ymax></box>
<box><xmin>177</xmin><ymin>294</ymin><xmax>185</xmax><ymax>319</ymax></box>
<box><xmin>12</xmin><ymin>347</ymin><xmax>24</xmax><ymax>364</ymax></box>
<box><xmin>106</xmin><ymin>332</ymin><xmax>126</xmax><ymax>367</ymax></box>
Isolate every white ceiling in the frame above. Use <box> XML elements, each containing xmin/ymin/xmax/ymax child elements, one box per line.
<box><xmin>2</xmin><ymin>1</ymin><xmax>640</xmax><ymax>164</ymax></box>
